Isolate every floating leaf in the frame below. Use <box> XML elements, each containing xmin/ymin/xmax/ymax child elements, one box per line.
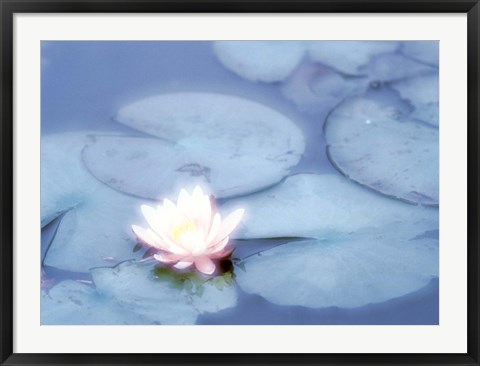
<box><xmin>43</xmin><ymin>185</ymin><xmax>148</xmax><ymax>272</ymax></box>
<box><xmin>235</xmin><ymin>222</ymin><xmax>438</xmax><ymax>308</ymax></box>
<box><xmin>91</xmin><ymin>260</ymin><xmax>238</xmax><ymax>325</ymax></box>
<box><xmin>307</xmin><ymin>41</ymin><xmax>400</xmax><ymax>75</ymax></box>
<box><xmin>213</xmin><ymin>41</ymin><xmax>306</xmax><ymax>82</ymax></box>
<box><xmin>221</xmin><ymin>174</ymin><xmax>438</xmax><ymax>239</ymax></box>
<box><xmin>401</xmin><ymin>41</ymin><xmax>439</xmax><ymax>67</ymax></box>
<box><xmin>42</xmin><ymin>132</ymin><xmax>153</xmax><ymax>272</ymax></box>
<box><xmin>82</xmin><ymin>135</ymin><xmax>301</xmax><ymax>200</ymax></box>
<box><xmin>281</xmin><ymin>63</ymin><xmax>367</xmax><ymax>115</ymax></box>
<box><xmin>324</xmin><ymin>94</ymin><xmax>438</xmax><ymax>205</ymax></box>
<box><xmin>41</xmin><ymin>132</ymin><xmax>100</xmax><ymax>226</ymax></box>
<box><xmin>391</xmin><ymin>72</ymin><xmax>439</xmax><ymax>127</ymax></box>
<box><xmin>115</xmin><ymin>92</ymin><xmax>305</xmax><ymax>168</ymax></box>
<box><xmin>359</xmin><ymin>53</ymin><xmax>436</xmax><ymax>82</ymax></box>
<box><xmin>41</xmin><ymin>280</ymin><xmax>147</xmax><ymax>325</ymax></box>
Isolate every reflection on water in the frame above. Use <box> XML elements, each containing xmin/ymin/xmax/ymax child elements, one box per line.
<box><xmin>41</xmin><ymin>41</ymin><xmax>439</xmax><ymax>325</ymax></box>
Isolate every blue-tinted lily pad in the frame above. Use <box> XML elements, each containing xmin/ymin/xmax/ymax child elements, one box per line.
<box><xmin>42</xmin><ymin>132</ymin><xmax>153</xmax><ymax>272</ymax></box>
<box><xmin>82</xmin><ymin>135</ymin><xmax>301</xmax><ymax>200</ymax></box>
<box><xmin>401</xmin><ymin>41</ymin><xmax>439</xmax><ymax>66</ymax></box>
<box><xmin>41</xmin><ymin>280</ymin><xmax>147</xmax><ymax>325</ymax></box>
<box><xmin>235</xmin><ymin>222</ymin><xmax>438</xmax><ymax>308</ymax></box>
<box><xmin>281</xmin><ymin>63</ymin><xmax>367</xmax><ymax>115</ymax></box>
<box><xmin>324</xmin><ymin>95</ymin><xmax>438</xmax><ymax>205</ymax></box>
<box><xmin>43</xmin><ymin>184</ymin><xmax>148</xmax><ymax>273</ymax></box>
<box><xmin>391</xmin><ymin>72</ymin><xmax>439</xmax><ymax>127</ymax></box>
<box><xmin>359</xmin><ymin>53</ymin><xmax>436</xmax><ymax>82</ymax></box>
<box><xmin>41</xmin><ymin>132</ymin><xmax>100</xmax><ymax>226</ymax></box>
<box><xmin>221</xmin><ymin>174</ymin><xmax>438</xmax><ymax>239</ymax></box>
<box><xmin>115</xmin><ymin>93</ymin><xmax>305</xmax><ymax>169</ymax></box>
<box><xmin>307</xmin><ymin>41</ymin><xmax>400</xmax><ymax>75</ymax></box>
<box><xmin>91</xmin><ymin>260</ymin><xmax>237</xmax><ymax>325</ymax></box>
<box><xmin>213</xmin><ymin>41</ymin><xmax>306</xmax><ymax>82</ymax></box>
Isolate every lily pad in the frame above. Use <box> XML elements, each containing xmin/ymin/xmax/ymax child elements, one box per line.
<box><xmin>307</xmin><ymin>41</ymin><xmax>400</xmax><ymax>75</ymax></box>
<box><xmin>43</xmin><ymin>184</ymin><xmax>148</xmax><ymax>273</ymax></box>
<box><xmin>82</xmin><ymin>135</ymin><xmax>301</xmax><ymax>200</ymax></box>
<box><xmin>359</xmin><ymin>53</ymin><xmax>436</xmax><ymax>82</ymax></box>
<box><xmin>324</xmin><ymin>95</ymin><xmax>438</xmax><ymax>205</ymax></box>
<box><xmin>235</xmin><ymin>222</ymin><xmax>438</xmax><ymax>308</ymax></box>
<box><xmin>401</xmin><ymin>41</ymin><xmax>439</xmax><ymax>66</ymax></box>
<box><xmin>42</xmin><ymin>132</ymin><xmax>150</xmax><ymax>273</ymax></box>
<box><xmin>41</xmin><ymin>132</ymin><xmax>100</xmax><ymax>226</ymax></box>
<box><xmin>91</xmin><ymin>260</ymin><xmax>237</xmax><ymax>325</ymax></box>
<box><xmin>212</xmin><ymin>41</ymin><xmax>306</xmax><ymax>82</ymax></box>
<box><xmin>391</xmin><ymin>72</ymin><xmax>439</xmax><ymax>127</ymax></box>
<box><xmin>281</xmin><ymin>62</ymin><xmax>367</xmax><ymax>115</ymax></box>
<box><xmin>115</xmin><ymin>92</ymin><xmax>305</xmax><ymax>167</ymax></box>
<box><xmin>41</xmin><ymin>280</ymin><xmax>147</xmax><ymax>324</ymax></box>
<box><xmin>221</xmin><ymin>174</ymin><xmax>438</xmax><ymax>239</ymax></box>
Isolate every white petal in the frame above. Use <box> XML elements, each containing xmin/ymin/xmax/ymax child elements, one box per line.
<box><xmin>192</xmin><ymin>185</ymin><xmax>204</xmax><ymax>199</ymax></box>
<box><xmin>177</xmin><ymin>189</ymin><xmax>190</xmax><ymax>212</ymax></box>
<box><xmin>140</xmin><ymin>207</ymin><xmax>187</xmax><ymax>255</ymax></box>
<box><xmin>140</xmin><ymin>205</ymin><xmax>163</xmax><ymax>235</ymax></box>
<box><xmin>214</xmin><ymin>209</ymin><xmax>244</xmax><ymax>242</ymax></box>
<box><xmin>131</xmin><ymin>225</ymin><xmax>164</xmax><ymax>250</ymax></box>
<box><xmin>206</xmin><ymin>213</ymin><xmax>221</xmax><ymax>245</ymax></box>
<box><xmin>163</xmin><ymin>198</ymin><xmax>178</xmax><ymax>213</ymax></box>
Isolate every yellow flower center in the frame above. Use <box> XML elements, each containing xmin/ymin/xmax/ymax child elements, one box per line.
<box><xmin>172</xmin><ymin>221</ymin><xmax>198</xmax><ymax>242</ymax></box>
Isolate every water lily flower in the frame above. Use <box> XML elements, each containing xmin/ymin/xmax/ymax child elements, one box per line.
<box><xmin>132</xmin><ymin>186</ymin><xmax>244</xmax><ymax>275</ymax></box>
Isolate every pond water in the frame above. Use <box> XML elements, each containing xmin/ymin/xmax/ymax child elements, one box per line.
<box><xmin>41</xmin><ymin>41</ymin><xmax>439</xmax><ymax>325</ymax></box>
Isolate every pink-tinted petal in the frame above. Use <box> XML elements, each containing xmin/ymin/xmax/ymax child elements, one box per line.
<box><xmin>209</xmin><ymin>245</ymin><xmax>235</xmax><ymax>259</ymax></box>
<box><xmin>174</xmin><ymin>261</ymin><xmax>193</xmax><ymax>270</ymax></box>
<box><xmin>195</xmin><ymin>256</ymin><xmax>216</xmax><ymax>275</ymax></box>
<box><xmin>207</xmin><ymin>236</ymin><xmax>229</xmax><ymax>254</ymax></box>
<box><xmin>214</xmin><ymin>208</ymin><xmax>244</xmax><ymax>243</ymax></box>
<box><xmin>153</xmin><ymin>252</ymin><xmax>184</xmax><ymax>263</ymax></box>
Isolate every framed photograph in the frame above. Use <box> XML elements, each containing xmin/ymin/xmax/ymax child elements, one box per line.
<box><xmin>1</xmin><ymin>1</ymin><xmax>479</xmax><ymax>365</ymax></box>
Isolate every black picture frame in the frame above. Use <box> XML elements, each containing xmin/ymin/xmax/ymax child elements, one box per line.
<box><xmin>1</xmin><ymin>1</ymin><xmax>479</xmax><ymax>365</ymax></box>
